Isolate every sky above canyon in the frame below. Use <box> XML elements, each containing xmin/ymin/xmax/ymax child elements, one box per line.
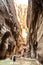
<box><xmin>14</xmin><ymin>0</ymin><xmax>28</xmax><ymax>5</ymax></box>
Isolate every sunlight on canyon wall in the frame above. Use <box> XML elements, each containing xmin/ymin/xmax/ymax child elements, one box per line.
<box><xmin>14</xmin><ymin>1</ymin><xmax>28</xmax><ymax>40</ymax></box>
<box><xmin>13</xmin><ymin>0</ymin><xmax>28</xmax><ymax>56</ymax></box>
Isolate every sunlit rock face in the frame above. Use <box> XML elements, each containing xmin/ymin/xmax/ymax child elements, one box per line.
<box><xmin>14</xmin><ymin>0</ymin><xmax>28</xmax><ymax>57</ymax></box>
<box><xmin>14</xmin><ymin>1</ymin><xmax>28</xmax><ymax>40</ymax></box>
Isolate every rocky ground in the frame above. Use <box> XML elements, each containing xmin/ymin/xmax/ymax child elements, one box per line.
<box><xmin>0</xmin><ymin>58</ymin><xmax>41</xmax><ymax>65</ymax></box>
